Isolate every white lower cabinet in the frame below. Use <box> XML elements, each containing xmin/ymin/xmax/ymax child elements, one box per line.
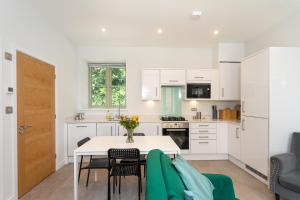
<box><xmin>228</xmin><ymin>123</ymin><xmax>241</xmax><ymax>160</ymax></box>
<box><xmin>191</xmin><ymin>140</ymin><xmax>217</xmax><ymax>154</ymax></box>
<box><xmin>217</xmin><ymin>123</ymin><xmax>228</xmax><ymax>154</ymax></box>
<box><xmin>97</xmin><ymin>123</ymin><xmax>116</xmax><ymax>136</ymax></box>
<box><xmin>135</xmin><ymin>123</ymin><xmax>161</xmax><ymax>136</ymax></box>
<box><xmin>67</xmin><ymin>123</ymin><xmax>97</xmax><ymax>156</ymax></box>
<box><xmin>116</xmin><ymin>124</ymin><xmax>127</xmax><ymax>136</ymax></box>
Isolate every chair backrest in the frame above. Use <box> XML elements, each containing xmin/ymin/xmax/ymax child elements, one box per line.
<box><xmin>291</xmin><ymin>132</ymin><xmax>300</xmax><ymax>163</ymax></box>
<box><xmin>123</xmin><ymin>133</ymin><xmax>145</xmax><ymax>136</ymax></box>
<box><xmin>77</xmin><ymin>137</ymin><xmax>91</xmax><ymax>147</ymax></box>
<box><xmin>108</xmin><ymin>148</ymin><xmax>140</xmax><ymax>160</ymax></box>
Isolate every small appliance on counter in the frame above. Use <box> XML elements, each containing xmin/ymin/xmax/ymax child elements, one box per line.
<box><xmin>192</xmin><ymin>112</ymin><xmax>202</xmax><ymax>120</ymax></box>
<box><xmin>212</xmin><ymin>105</ymin><xmax>218</xmax><ymax>120</ymax></box>
<box><xmin>74</xmin><ymin>112</ymin><xmax>85</xmax><ymax>120</ymax></box>
<box><xmin>219</xmin><ymin>108</ymin><xmax>239</xmax><ymax>120</ymax></box>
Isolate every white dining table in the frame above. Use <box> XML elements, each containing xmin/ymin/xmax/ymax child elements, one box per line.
<box><xmin>73</xmin><ymin>136</ymin><xmax>180</xmax><ymax>200</ymax></box>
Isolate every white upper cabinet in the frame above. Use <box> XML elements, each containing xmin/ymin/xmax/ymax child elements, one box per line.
<box><xmin>186</xmin><ymin>69</ymin><xmax>212</xmax><ymax>82</ymax></box>
<box><xmin>241</xmin><ymin>49</ymin><xmax>269</xmax><ymax>118</ymax></box>
<box><xmin>217</xmin><ymin>43</ymin><xmax>244</xmax><ymax>62</ymax></box>
<box><xmin>141</xmin><ymin>69</ymin><xmax>160</xmax><ymax>100</ymax></box>
<box><xmin>160</xmin><ymin>69</ymin><xmax>185</xmax><ymax>85</ymax></box>
<box><xmin>219</xmin><ymin>63</ymin><xmax>240</xmax><ymax>100</ymax></box>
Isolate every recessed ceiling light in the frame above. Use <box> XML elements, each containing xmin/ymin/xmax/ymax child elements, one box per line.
<box><xmin>101</xmin><ymin>27</ymin><xmax>107</xmax><ymax>33</ymax></box>
<box><xmin>157</xmin><ymin>28</ymin><xmax>163</xmax><ymax>34</ymax></box>
<box><xmin>213</xmin><ymin>30</ymin><xmax>219</xmax><ymax>35</ymax></box>
<box><xmin>192</xmin><ymin>10</ymin><xmax>202</xmax><ymax>17</ymax></box>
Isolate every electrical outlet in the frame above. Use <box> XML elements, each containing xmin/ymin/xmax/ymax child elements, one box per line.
<box><xmin>5</xmin><ymin>106</ymin><xmax>13</xmax><ymax>114</ymax></box>
<box><xmin>191</xmin><ymin>108</ymin><xmax>197</xmax><ymax>111</ymax></box>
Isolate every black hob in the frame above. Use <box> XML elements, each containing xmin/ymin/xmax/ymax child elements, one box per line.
<box><xmin>160</xmin><ymin>116</ymin><xmax>186</xmax><ymax>121</ymax></box>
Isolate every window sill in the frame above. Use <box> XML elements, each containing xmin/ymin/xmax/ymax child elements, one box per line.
<box><xmin>80</xmin><ymin>108</ymin><xmax>128</xmax><ymax>112</ymax></box>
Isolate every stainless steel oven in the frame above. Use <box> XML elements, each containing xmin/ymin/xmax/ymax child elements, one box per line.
<box><xmin>162</xmin><ymin>122</ymin><xmax>189</xmax><ymax>150</ymax></box>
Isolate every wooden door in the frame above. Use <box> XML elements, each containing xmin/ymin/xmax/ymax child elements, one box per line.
<box><xmin>17</xmin><ymin>51</ymin><xmax>55</xmax><ymax>197</ymax></box>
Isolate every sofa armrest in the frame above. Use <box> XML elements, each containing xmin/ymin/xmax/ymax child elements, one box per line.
<box><xmin>270</xmin><ymin>153</ymin><xmax>297</xmax><ymax>192</ymax></box>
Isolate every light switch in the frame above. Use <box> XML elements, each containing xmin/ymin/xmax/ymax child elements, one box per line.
<box><xmin>5</xmin><ymin>106</ymin><xmax>13</xmax><ymax>114</ymax></box>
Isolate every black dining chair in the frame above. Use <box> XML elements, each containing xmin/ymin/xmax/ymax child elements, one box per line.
<box><xmin>107</xmin><ymin>148</ymin><xmax>141</xmax><ymax>200</ymax></box>
<box><xmin>122</xmin><ymin>133</ymin><xmax>147</xmax><ymax>177</ymax></box>
<box><xmin>77</xmin><ymin>137</ymin><xmax>109</xmax><ymax>187</ymax></box>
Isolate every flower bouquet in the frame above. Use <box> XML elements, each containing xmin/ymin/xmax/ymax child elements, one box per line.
<box><xmin>119</xmin><ymin>115</ymin><xmax>140</xmax><ymax>143</ymax></box>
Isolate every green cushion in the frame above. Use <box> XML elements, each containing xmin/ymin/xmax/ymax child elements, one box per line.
<box><xmin>203</xmin><ymin>173</ymin><xmax>237</xmax><ymax>200</ymax></box>
<box><xmin>146</xmin><ymin>150</ymin><xmax>168</xmax><ymax>200</ymax></box>
<box><xmin>160</xmin><ymin>153</ymin><xmax>185</xmax><ymax>200</ymax></box>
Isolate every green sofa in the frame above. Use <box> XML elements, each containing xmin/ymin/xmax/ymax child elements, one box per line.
<box><xmin>146</xmin><ymin>149</ymin><xmax>238</xmax><ymax>200</ymax></box>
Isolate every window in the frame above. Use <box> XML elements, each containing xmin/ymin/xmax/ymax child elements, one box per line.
<box><xmin>89</xmin><ymin>63</ymin><xmax>126</xmax><ymax>108</ymax></box>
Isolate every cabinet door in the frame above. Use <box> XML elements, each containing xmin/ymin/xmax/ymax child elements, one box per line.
<box><xmin>241</xmin><ymin>117</ymin><xmax>269</xmax><ymax>176</ymax></box>
<box><xmin>141</xmin><ymin>69</ymin><xmax>160</xmax><ymax>100</ymax></box>
<box><xmin>67</xmin><ymin>123</ymin><xmax>96</xmax><ymax>156</ymax></box>
<box><xmin>191</xmin><ymin>140</ymin><xmax>217</xmax><ymax>154</ymax></box>
<box><xmin>217</xmin><ymin>123</ymin><xmax>228</xmax><ymax>154</ymax></box>
<box><xmin>241</xmin><ymin>50</ymin><xmax>269</xmax><ymax>118</ymax></box>
<box><xmin>228</xmin><ymin>124</ymin><xmax>241</xmax><ymax>160</ymax></box>
<box><xmin>161</xmin><ymin>69</ymin><xmax>185</xmax><ymax>85</ymax></box>
<box><xmin>97</xmin><ymin>123</ymin><xmax>115</xmax><ymax>136</ymax></box>
<box><xmin>186</xmin><ymin>69</ymin><xmax>212</xmax><ymax>82</ymax></box>
<box><xmin>116</xmin><ymin>124</ymin><xmax>127</xmax><ymax>136</ymax></box>
<box><xmin>135</xmin><ymin>123</ymin><xmax>161</xmax><ymax>136</ymax></box>
<box><xmin>219</xmin><ymin>63</ymin><xmax>240</xmax><ymax>100</ymax></box>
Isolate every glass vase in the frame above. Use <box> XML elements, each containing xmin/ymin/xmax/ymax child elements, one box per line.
<box><xmin>126</xmin><ymin>129</ymin><xmax>134</xmax><ymax>143</ymax></box>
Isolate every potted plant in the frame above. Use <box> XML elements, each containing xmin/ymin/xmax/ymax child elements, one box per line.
<box><xmin>119</xmin><ymin>115</ymin><xmax>140</xmax><ymax>143</ymax></box>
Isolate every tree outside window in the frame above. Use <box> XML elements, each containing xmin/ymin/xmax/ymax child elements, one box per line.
<box><xmin>89</xmin><ymin>63</ymin><xmax>126</xmax><ymax>108</ymax></box>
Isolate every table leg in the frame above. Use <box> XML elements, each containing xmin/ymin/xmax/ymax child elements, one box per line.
<box><xmin>95</xmin><ymin>170</ymin><xmax>98</xmax><ymax>182</ymax></box>
<box><xmin>74</xmin><ymin>153</ymin><xmax>78</xmax><ymax>200</ymax></box>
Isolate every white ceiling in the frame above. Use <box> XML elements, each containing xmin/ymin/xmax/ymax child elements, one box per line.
<box><xmin>29</xmin><ymin>0</ymin><xmax>300</xmax><ymax>47</ymax></box>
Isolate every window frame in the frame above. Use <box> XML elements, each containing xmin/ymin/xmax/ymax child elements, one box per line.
<box><xmin>88</xmin><ymin>63</ymin><xmax>127</xmax><ymax>109</ymax></box>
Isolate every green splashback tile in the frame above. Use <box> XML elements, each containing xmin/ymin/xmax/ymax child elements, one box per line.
<box><xmin>161</xmin><ymin>86</ymin><xmax>183</xmax><ymax>116</ymax></box>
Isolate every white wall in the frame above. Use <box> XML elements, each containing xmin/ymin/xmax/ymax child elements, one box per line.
<box><xmin>0</xmin><ymin>1</ymin><xmax>77</xmax><ymax>199</ymax></box>
<box><xmin>77</xmin><ymin>46</ymin><xmax>237</xmax><ymax>117</ymax></box>
<box><xmin>245</xmin><ymin>13</ymin><xmax>300</xmax><ymax>55</ymax></box>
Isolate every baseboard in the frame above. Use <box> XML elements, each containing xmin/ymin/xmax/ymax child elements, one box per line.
<box><xmin>7</xmin><ymin>194</ymin><xmax>17</xmax><ymax>200</ymax></box>
<box><xmin>56</xmin><ymin>159</ymin><xmax>67</xmax><ymax>170</ymax></box>
<box><xmin>228</xmin><ymin>155</ymin><xmax>268</xmax><ymax>185</ymax></box>
<box><xmin>182</xmin><ymin>154</ymin><xmax>228</xmax><ymax>160</ymax></box>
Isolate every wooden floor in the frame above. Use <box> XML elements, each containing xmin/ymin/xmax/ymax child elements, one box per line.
<box><xmin>20</xmin><ymin>160</ymin><xmax>275</xmax><ymax>200</ymax></box>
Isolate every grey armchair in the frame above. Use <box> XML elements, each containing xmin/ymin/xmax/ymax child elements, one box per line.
<box><xmin>270</xmin><ymin>132</ymin><xmax>300</xmax><ymax>200</ymax></box>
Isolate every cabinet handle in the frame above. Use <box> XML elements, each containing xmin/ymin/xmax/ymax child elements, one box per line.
<box><xmin>194</xmin><ymin>76</ymin><xmax>204</xmax><ymax>79</ymax></box>
<box><xmin>76</xmin><ymin>125</ymin><xmax>88</xmax><ymax>128</ymax></box>
<box><xmin>198</xmin><ymin>142</ymin><xmax>209</xmax><ymax>144</ymax></box>
<box><xmin>242</xmin><ymin>119</ymin><xmax>246</xmax><ymax>131</ymax></box>
<box><xmin>198</xmin><ymin>136</ymin><xmax>209</xmax><ymax>138</ymax></box>
<box><xmin>235</xmin><ymin>128</ymin><xmax>239</xmax><ymax>139</ymax></box>
<box><xmin>110</xmin><ymin>126</ymin><xmax>113</xmax><ymax>136</ymax></box>
<box><xmin>117</xmin><ymin>126</ymin><xmax>120</xmax><ymax>136</ymax></box>
<box><xmin>169</xmin><ymin>80</ymin><xmax>178</xmax><ymax>82</ymax></box>
<box><xmin>222</xmin><ymin>88</ymin><xmax>224</xmax><ymax>97</ymax></box>
<box><xmin>198</xmin><ymin>124</ymin><xmax>209</xmax><ymax>127</ymax></box>
<box><xmin>157</xmin><ymin>125</ymin><xmax>159</xmax><ymax>135</ymax></box>
<box><xmin>242</xmin><ymin>101</ymin><xmax>245</xmax><ymax>113</ymax></box>
<box><xmin>155</xmin><ymin>87</ymin><xmax>158</xmax><ymax>97</ymax></box>
<box><xmin>198</xmin><ymin>130</ymin><xmax>208</xmax><ymax>133</ymax></box>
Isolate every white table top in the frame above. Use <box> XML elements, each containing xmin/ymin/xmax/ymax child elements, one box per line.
<box><xmin>74</xmin><ymin>136</ymin><xmax>180</xmax><ymax>156</ymax></box>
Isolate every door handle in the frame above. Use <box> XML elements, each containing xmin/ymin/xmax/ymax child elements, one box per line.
<box><xmin>242</xmin><ymin>101</ymin><xmax>245</xmax><ymax>113</ymax></box>
<box><xmin>236</xmin><ymin>127</ymin><xmax>240</xmax><ymax>139</ymax></box>
<box><xmin>18</xmin><ymin>125</ymin><xmax>32</xmax><ymax>134</ymax></box>
<box><xmin>242</xmin><ymin>119</ymin><xmax>245</xmax><ymax>131</ymax></box>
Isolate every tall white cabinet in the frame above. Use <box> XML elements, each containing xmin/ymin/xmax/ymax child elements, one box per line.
<box><xmin>141</xmin><ymin>69</ymin><xmax>160</xmax><ymax>100</ymax></box>
<box><xmin>241</xmin><ymin>47</ymin><xmax>300</xmax><ymax>180</ymax></box>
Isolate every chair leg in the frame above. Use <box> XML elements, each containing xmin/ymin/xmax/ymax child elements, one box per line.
<box><xmin>119</xmin><ymin>175</ymin><xmax>121</xmax><ymax>194</ymax></box>
<box><xmin>108</xmin><ymin>176</ymin><xmax>111</xmax><ymax>200</ymax></box>
<box><xmin>78</xmin><ymin>156</ymin><xmax>83</xmax><ymax>183</ymax></box>
<box><xmin>113</xmin><ymin>176</ymin><xmax>115</xmax><ymax>194</ymax></box>
<box><xmin>275</xmin><ymin>193</ymin><xmax>280</xmax><ymax>200</ymax></box>
<box><xmin>86</xmin><ymin>168</ymin><xmax>91</xmax><ymax>187</ymax></box>
<box><xmin>138</xmin><ymin>175</ymin><xmax>141</xmax><ymax>200</ymax></box>
<box><xmin>144</xmin><ymin>165</ymin><xmax>146</xmax><ymax>178</ymax></box>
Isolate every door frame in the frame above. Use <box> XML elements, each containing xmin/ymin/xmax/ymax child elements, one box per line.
<box><xmin>13</xmin><ymin>46</ymin><xmax>57</xmax><ymax>198</ymax></box>
<box><xmin>0</xmin><ymin>37</ymin><xmax>4</xmax><ymax>200</ymax></box>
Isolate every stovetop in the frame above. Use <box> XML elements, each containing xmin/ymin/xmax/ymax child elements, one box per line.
<box><xmin>160</xmin><ymin>116</ymin><xmax>186</xmax><ymax>121</ymax></box>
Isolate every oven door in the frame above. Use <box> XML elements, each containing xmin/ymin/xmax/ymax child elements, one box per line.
<box><xmin>163</xmin><ymin>128</ymin><xmax>189</xmax><ymax>150</ymax></box>
<box><xmin>187</xmin><ymin>83</ymin><xmax>211</xmax><ymax>99</ymax></box>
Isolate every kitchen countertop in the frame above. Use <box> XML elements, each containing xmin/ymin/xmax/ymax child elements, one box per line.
<box><xmin>65</xmin><ymin>115</ymin><xmax>240</xmax><ymax>125</ymax></box>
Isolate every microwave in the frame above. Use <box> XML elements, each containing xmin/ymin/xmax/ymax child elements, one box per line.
<box><xmin>186</xmin><ymin>83</ymin><xmax>211</xmax><ymax>99</ymax></box>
